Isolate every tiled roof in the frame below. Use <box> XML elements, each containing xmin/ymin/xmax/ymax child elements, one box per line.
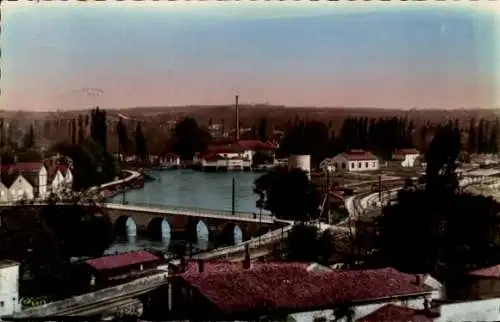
<box><xmin>393</xmin><ymin>149</ymin><xmax>421</xmax><ymax>156</ymax></box>
<box><xmin>180</xmin><ymin>260</ymin><xmax>311</xmax><ymax>276</ymax></box>
<box><xmin>338</xmin><ymin>150</ymin><xmax>378</xmax><ymax>161</ymax></box>
<box><xmin>205</xmin><ymin>144</ymin><xmax>246</xmax><ymax>155</ymax></box>
<box><xmin>182</xmin><ymin>265</ymin><xmax>432</xmax><ymax>315</ymax></box>
<box><xmin>84</xmin><ymin>251</ymin><xmax>161</xmax><ymax>271</ymax></box>
<box><xmin>1</xmin><ymin>163</ymin><xmax>42</xmax><ymax>174</ymax></box>
<box><xmin>468</xmin><ymin>264</ymin><xmax>500</xmax><ymax>278</ymax></box>
<box><xmin>357</xmin><ymin>304</ymin><xmax>433</xmax><ymax>322</ymax></box>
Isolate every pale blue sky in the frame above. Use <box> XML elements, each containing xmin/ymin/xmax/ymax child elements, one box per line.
<box><xmin>1</xmin><ymin>2</ymin><xmax>499</xmax><ymax>111</ymax></box>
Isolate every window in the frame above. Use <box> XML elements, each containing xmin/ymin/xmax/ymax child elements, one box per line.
<box><xmin>0</xmin><ymin>301</ymin><xmax>4</xmax><ymax>307</ymax></box>
<box><xmin>342</xmin><ymin>163</ymin><xmax>346</xmax><ymax>169</ymax></box>
<box><xmin>365</xmin><ymin>162</ymin><xmax>369</xmax><ymax>168</ymax></box>
<box><xmin>358</xmin><ymin>162</ymin><xmax>362</xmax><ymax>168</ymax></box>
<box><xmin>350</xmin><ymin>162</ymin><xmax>355</xmax><ymax>169</ymax></box>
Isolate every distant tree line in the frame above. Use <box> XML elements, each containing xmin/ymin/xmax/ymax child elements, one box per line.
<box><xmin>276</xmin><ymin>116</ymin><xmax>500</xmax><ymax>165</ymax></box>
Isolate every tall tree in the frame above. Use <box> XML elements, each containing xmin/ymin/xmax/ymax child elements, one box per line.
<box><xmin>254</xmin><ymin>167</ymin><xmax>320</xmax><ymax>222</ymax></box>
<box><xmin>116</xmin><ymin>118</ymin><xmax>129</xmax><ymax>156</ymax></box>
<box><xmin>77</xmin><ymin>115</ymin><xmax>85</xmax><ymax>144</ymax></box>
<box><xmin>70</xmin><ymin>118</ymin><xmax>77</xmax><ymax>145</ymax></box>
<box><xmin>22</xmin><ymin>124</ymin><xmax>35</xmax><ymax>150</ymax></box>
<box><xmin>377</xmin><ymin>123</ymin><xmax>500</xmax><ymax>294</ymax></box>
<box><xmin>172</xmin><ymin>117</ymin><xmax>211</xmax><ymax>161</ymax></box>
<box><xmin>134</xmin><ymin>123</ymin><xmax>147</xmax><ymax>160</ymax></box>
<box><xmin>258</xmin><ymin>117</ymin><xmax>270</xmax><ymax>142</ymax></box>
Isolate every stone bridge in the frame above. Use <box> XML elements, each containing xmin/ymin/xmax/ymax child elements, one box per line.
<box><xmin>102</xmin><ymin>203</ymin><xmax>283</xmax><ymax>246</ymax></box>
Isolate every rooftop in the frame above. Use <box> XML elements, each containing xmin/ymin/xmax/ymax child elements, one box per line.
<box><xmin>182</xmin><ymin>265</ymin><xmax>432</xmax><ymax>316</ymax></box>
<box><xmin>338</xmin><ymin>150</ymin><xmax>378</xmax><ymax>161</ymax></box>
<box><xmin>0</xmin><ymin>260</ymin><xmax>21</xmax><ymax>269</ymax></box>
<box><xmin>84</xmin><ymin>250</ymin><xmax>162</xmax><ymax>271</ymax></box>
<box><xmin>468</xmin><ymin>264</ymin><xmax>500</xmax><ymax>278</ymax></box>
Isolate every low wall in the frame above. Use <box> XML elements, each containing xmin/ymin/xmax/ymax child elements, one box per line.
<box><xmin>14</xmin><ymin>271</ymin><xmax>169</xmax><ymax>318</ymax></box>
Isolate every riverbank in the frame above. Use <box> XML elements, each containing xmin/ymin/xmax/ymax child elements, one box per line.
<box><xmin>98</xmin><ymin>169</ymin><xmax>147</xmax><ymax>200</ymax></box>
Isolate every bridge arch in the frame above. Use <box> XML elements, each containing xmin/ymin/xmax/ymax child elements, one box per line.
<box><xmin>186</xmin><ymin>218</ymin><xmax>212</xmax><ymax>242</ymax></box>
<box><xmin>115</xmin><ymin>215</ymin><xmax>137</xmax><ymax>237</ymax></box>
<box><xmin>147</xmin><ymin>217</ymin><xmax>171</xmax><ymax>241</ymax></box>
<box><xmin>219</xmin><ymin>222</ymin><xmax>245</xmax><ymax>246</ymax></box>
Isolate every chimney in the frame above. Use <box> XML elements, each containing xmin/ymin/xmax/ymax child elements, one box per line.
<box><xmin>198</xmin><ymin>259</ymin><xmax>205</xmax><ymax>273</ymax></box>
<box><xmin>235</xmin><ymin>95</ymin><xmax>240</xmax><ymax>143</ymax></box>
<box><xmin>415</xmin><ymin>274</ymin><xmax>422</xmax><ymax>285</ymax></box>
<box><xmin>242</xmin><ymin>244</ymin><xmax>251</xmax><ymax>269</ymax></box>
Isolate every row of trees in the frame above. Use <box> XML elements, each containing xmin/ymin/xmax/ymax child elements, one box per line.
<box><xmin>277</xmin><ymin>116</ymin><xmax>500</xmax><ymax>166</ymax></box>
<box><xmin>468</xmin><ymin>118</ymin><xmax>500</xmax><ymax>154</ymax></box>
<box><xmin>116</xmin><ymin>118</ymin><xmax>148</xmax><ymax>160</ymax></box>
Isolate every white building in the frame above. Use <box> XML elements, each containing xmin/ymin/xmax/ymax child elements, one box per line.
<box><xmin>0</xmin><ymin>162</ymin><xmax>73</xmax><ymax>203</ymax></box>
<box><xmin>332</xmin><ymin>150</ymin><xmax>379</xmax><ymax>172</ymax></box>
<box><xmin>0</xmin><ymin>260</ymin><xmax>21</xmax><ymax>317</ymax></box>
<box><xmin>392</xmin><ymin>148</ymin><xmax>421</xmax><ymax>167</ymax></box>
<box><xmin>193</xmin><ymin>140</ymin><xmax>276</xmax><ymax>170</ymax></box>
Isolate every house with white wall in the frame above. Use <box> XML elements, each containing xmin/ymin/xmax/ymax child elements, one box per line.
<box><xmin>193</xmin><ymin>140</ymin><xmax>276</xmax><ymax>171</ymax></box>
<box><xmin>392</xmin><ymin>148</ymin><xmax>421</xmax><ymax>167</ymax></box>
<box><xmin>0</xmin><ymin>162</ymin><xmax>73</xmax><ymax>203</ymax></box>
<box><xmin>0</xmin><ymin>260</ymin><xmax>21</xmax><ymax>317</ymax></box>
<box><xmin>332</xmin><ymin>150</ymin><xmax>379</xmax><ymax>172</ymax></box>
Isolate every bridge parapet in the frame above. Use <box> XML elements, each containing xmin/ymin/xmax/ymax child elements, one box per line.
<box><xmin>13</xmin><ymin>271</ymin><xmax>169</xmax><ymax>318</ymax></box>
<box><xmin>103</xmin><ymin>202</ymin><xmax>274</xmax><ymax>223</ymax></box>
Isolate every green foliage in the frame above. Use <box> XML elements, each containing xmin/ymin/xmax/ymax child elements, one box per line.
<box><xmin>117</xmin><ymin>118</ymin><xmax>130</xmax><ymax>155</ymax></box>
<box><xmin>22</xmin><ymin>124</ymin><xmax>35</xmax><ymax>150</ymax></box>
<box><xmin>50</xmin><ymin>138</ymin><xmax>117</xmax><ymax>190</ymax></box>
<box><xmin>285</xmin><ymin>224</ymin><xmax>334</xmax><ymax>264</ymax></box>
<box><xmin>0</xmin><ymin>200</ymin><xmax>114</xmax><ymax>295</ymax></box>
<box><xmin>172</xmin><ymin>117</ymin><xmax>211</xmax><ymax>160</ymax></box>
<box><xmin>254</xmin><ymin>167</ymin><xmax>320</xmax><ymax>222</ymax></box>
<box><xmin>377</xmin><ymin>123</ymin><xmax>500</xmax><ymax>282</ymax></box>
<box><xmin>17</xmin><ymin>149</ymin><xmax>43</xmax><ymax>163</ymax></box>
<box><xmin>258</xmin><ymin>117</ymin><xmax>270</xmax><ymax>142</ymax></box>
<box><xmin>134</xmin><ymin>123</ymin><xmax>148</xmax><ymax>159</ymax></box>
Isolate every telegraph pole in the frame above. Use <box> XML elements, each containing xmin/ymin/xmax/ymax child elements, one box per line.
<box><xmin>235</xmin><ymin>95</ymin><xmax>240</xmax><ymax>143</ymax></box>
<box><xmin>231</xmin><ymin>177</ymin><xmax>236</xmax><ymax>216</ymax></box>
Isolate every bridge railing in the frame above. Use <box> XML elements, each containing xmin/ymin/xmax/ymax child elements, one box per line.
<box><xmin>102</xmin><ymin>202</ymin><xmax>273</xmax><ymax>222</ymax></box>
<box><xmin>195</xmin><ymin>220</ymin><xmax>294</xmax><ymax>260</ymax></box>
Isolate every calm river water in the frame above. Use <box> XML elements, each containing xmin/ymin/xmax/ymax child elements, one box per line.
<box><xmin>104</xmin><ymin>169</ymin><xmax>269</xmax><ymax>255</ymax></box>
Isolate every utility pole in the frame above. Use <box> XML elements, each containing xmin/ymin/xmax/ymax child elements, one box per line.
<box><xmin>378</xmin><ymin>171</ymin><xmax>382</xmax><ymax>207</ymax></box>
<box><xmin>231</xmin><ymin>176</ymin><xmax>236</xmax><ymax>216</ymax></box>
<box><xmin>235</xmin><ymin>95</ymin><xmax>240</xmax><ymax>143</ymax></box>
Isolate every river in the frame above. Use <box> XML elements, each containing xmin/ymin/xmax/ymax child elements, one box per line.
<box><xmin>104</xmin><ymin>169</ymin><xmax>269</xmax><ymax>255</ymax></box>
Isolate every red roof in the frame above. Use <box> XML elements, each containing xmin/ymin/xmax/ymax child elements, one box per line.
<box><xmin>205</xmin><ymin>144</ymin><xmax>246</xmax><ymax>155</ymax></box>
<box><xmin>181</xmin><ymin>260</ymin><xmax>311</xmax><ymax>276</ymax></box>
<box><xmin>182</xmin><ymin>265</ymin><xmax>432</xmax><ymax>315</ymax></box>
<box><xmin>1</xmin><ymin>163</ymin><xmax>43</xmax><ymax>173</ymax></box>
<box><xmin>394</xmin><ymin>149</ymin><xmax>420</xmax><ymax>156</ymax></box>
<box><xmin>338</xmin><ymin>150</ymin><xmax>378</xmax><ymax>161</ymax></box>
<box><xmin>84</xmin><ymin>251</ymin><xmax>161</xmax><ymax>271</ymax></box>
<box><xmin>358</xmin><ymin>304</ymin><xmax>433</xmax><ymax>322</ymax></box>
<box><xmin>468</xmin><ymin>264</ymin><xmax>500</xmax><ymax>278</ymax></box>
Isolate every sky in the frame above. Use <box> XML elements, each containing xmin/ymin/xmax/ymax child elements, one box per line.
<box><xmin>1</xmin><ymin>2</ymin><xmax>499</xmax><ymax>111</ymax></box>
